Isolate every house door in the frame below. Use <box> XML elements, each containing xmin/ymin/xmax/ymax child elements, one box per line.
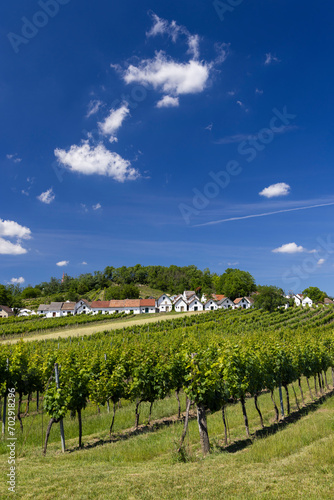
<box><xmin>194</xmin><ymin>306</ymin><xmax>198</xmax><ymax>311</ymax></box>
<box><xmin>145</xmin><ymin>308</ymin><xmax>149</xmax><ymax>313</ymax></box>
<box><xmin>180</xmin><ymin>306</ymin><xmax>184</xmax><ymax>312</ymax></box>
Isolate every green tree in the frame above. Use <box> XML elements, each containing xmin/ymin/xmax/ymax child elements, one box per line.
<box><xmin>254</xmin><ymin>286</ymin><xmax>287</xmax><ymax>312</ymax></box>
<box><xmin>217</xmin><ymin>268</ymin><xmax>256</xmax><ymax>300</ymax></box>
<box><xmin>302</xmin><ymin>287</ymin><xmax>327</xmax><ymax>303</ymax></box>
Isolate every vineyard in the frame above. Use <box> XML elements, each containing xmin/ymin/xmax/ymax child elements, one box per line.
<box><xmin>0</xmin><ymin>310</ymin><xmax>133</xmax><ymax>338</ymax></box>
<box><xmin>1</xmin><ymin>305</ymin><xmax>334</xmax><ymax>456</ymax></box>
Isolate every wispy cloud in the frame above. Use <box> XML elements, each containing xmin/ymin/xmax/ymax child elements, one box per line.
<box><xmin>317</xmin><ymin>258</ymin><xmax>326</xmax><ymax>266</ymax></box>
<box><xmin>146</xmin><ymin>12</ymin><xmax>200</xmax><ymax>59</ymax></box>
<box><xmin>98</xmin><ymin>103</ymin><xmax>130</xmax><ymax>142</ymax></box>
<box><xmin>6</xmin><ymin>153</ymin><xmax>22</xmax><ymax>163</ymax></box>
<box><xmin>194</xmin><ymin>201</ymin><xmax>334</xmax><ymax>227</ymax></box>
<box><xmin>216</xmin><ymin>125</ymin><xmax>297</xmax><ymax>145</ymax></box>
<box><xmin>37</xmin><ymin>188</ymin><xmax>55</xmax><ymax>204</ymax></box>
<box><xmin>86</xmin><ymin>99</ymin><xmax>103</xmax><ymax>118</ymax></box>
<box><xmin>259</xmin><ymin>182</ymin><xmax>291</xmax><ymax>198</ymax></box>
<box><xmin>265</xmin><ymin>52</ymin><xmax>280</xmax><ymax>65</ymax></box>
<box><xmin>92</xmin><ymin>203</ymin><xmax>102</xmax><ymax>210</ymax></box>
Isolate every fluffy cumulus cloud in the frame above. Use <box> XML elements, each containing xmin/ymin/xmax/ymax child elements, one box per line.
<box><xmin>0</xmin><ymin>219</ymin><xmax>31</xmax><ymax>240</ymax></box>
<box><xmin>54</xmin><ymin>141</ymin><xmax>139</xmax><ymax>182</ymax></box>
<box><xmin>56</xmin><ymin>260</ymin><xmax>69</xmax><ymax>267</ymax></box>
<box><xmin>317</xmin><ymin>258</ymin><xmax>326</xmax><ymax>266</ymax></box>
<box><xmin>0</xmin><ymin>219</ymin><xmax>31</xmax><ymax>255</ymax></box>
<box><xmin>11</xmin><ymin>277</ymin><xmax>25</xmax><ymax>285</ymax></box>
<box><xmin>37</xmin><ymin>188</ymin><xmax>55</xmax><ymax>204</ymax></box>
<box><xmin>156</xmin><ymin>95</ymin><xmax>179</xmax><ymax>108</ymax></box>
<box><xmin>92</xmin><ymin>203</ymin><xmax>102</xmax><ymax>210</ymax></box>
<box><xmin>118</xmin><ymin>13</ymin><xmax>227</xmax><ymax>107</ymax></box>
<box><xmin>0</xmin><ymin>238</ymin><xmax>27</xmax><ymax>255</ymax></box>
<box><xmin>98</xmin><ymin>103</ymin><xmax>130</xmax><ymax>142</ymax></box>
<box><xmin>259</xmin><ymin>183</ymin><xmax>291</xmax><ymax>198</ymax></box>
<box><xmin>272</xmin><ymin>242</ymin><xmax>305</xmax><ymax>254</ymax></box>
<box><xmin>123</xmin><ymin>52</ymin><xmax>210</xmax><ymax>96</ymax></box>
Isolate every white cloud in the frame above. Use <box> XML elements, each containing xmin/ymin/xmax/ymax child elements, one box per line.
<box><xmin>56</xmin><ymin>260</ymin><xmax>69</xmax><ymax>267</ymax></box>
<box><xmin>0</xmin><ymin>219</ymin><xmax>31</xmax><ymax>240</ymax></box>
<box><xmin>0</xmin><ymin>238</ymin><xmax>27</xmax><ymax>255</ymax></box>
<box><xmin>187</xmin><ymin>34</ymin><xmax>200</xmax><ymax>59</ymax></box>
<box><xmin>260</xmin><ymin>183</ymin><xmax>291</xmax><ymax>198</ymax></box>
<box><xmin>92</xmin><ymin>203</ymin><xmax>102</xmax><ymax>210</ymax></box>
<box><xmin>265</xmin><ymin>53</ymin><xmax>280</xmax><ymax>65</ymax></box>
<box><xmin>55</xmin><ymin>141</ymin><xmax>139</xmax><ymax>182</ymax></box>
<box><xmin>123</xmin><ymin>51</ymin><xmax>210</xmax><ymax>96</ymax></box>
<box><xmin>272</xmin><ymin>243</ymin><xmax>305</xmax><ymax>254</ymax></box>
<box><xmin>11</xmin><ymin>277</ymin><xmax>25</xmax><ymax>285</ymax></box>
<box><xmin>81</xmin><ymin>261</ymin><xmax>88</xmax><ymax>265</ymax></box>
<box><xmin>255</xmin><ymin>88</ymin><xmax>263</xmax><ymax>95</ymax></box>
<box><xmin>156</xmin><ymin>95</ymin><xmax>179</xmax><ymax>108</ymax></box>
<box><xmin>7</xmin><ymin>154</ymin><xmax>22</xmax><ymax>163</ymax></box>
<box><xmin>317</xmin><ymin>258</ymin><xmax>325</xmax><ymax>266</ymax></box>
<box><xmin>147</xmin><ymin>13</ymin><xmax>200</xmax><ymax>59</ymax></box>
<box><xmin>37</xmin><ymin>188</ymin><xmax>55</xmax><ymax>204</ymax></box>
<box><xmin>86</xmin><ymin>99</ymin><xmax>103</xmax><ymax>118</ymax></box>
<box><xmin>205</xmin><ymin>123</ymin><xmax>213</xmax><ymax>131</ymax></box>
<box><xmin>146</xmin><ymin>13</ymin><xmax>171</xmax><ymax>38</ymax></box>
<box><xmin>98</xmin><ymin>103</ymin><xmax>130</xmax><ymax>142</ymax></box>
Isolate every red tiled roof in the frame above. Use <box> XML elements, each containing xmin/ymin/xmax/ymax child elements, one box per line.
<box><xmin>108</xmin><ymin>300</ymin><xmax>141</xmax><ymax>308</ymax></box>
<box><xmin>234</xmin><ymin>297</ymin><xmax>243</xmax><ymax>304</ymax></box>
<box><xmin>140</xmin><ymin>299</ymin><xmax>156</xmax><ymax>307</ymax></box>
<box><xmin>213</xmin><ymin>294</ymin><xmax>226</xmax><ymax>301</ymax></box>
<box><xmin>91</xmin><ymin>301</ymin><xmax>111</xmax><ymax>308</ymax></box>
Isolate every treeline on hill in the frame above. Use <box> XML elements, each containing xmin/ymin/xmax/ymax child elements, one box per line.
<box><xmin>1</xmin><ymin>264</ymin><xmax>331</xmax><ymax>312</ymax></box>
<box><xmin>0</xmin><ymin>266</ymin><xmax>257</xmax><ymax>308</ymax></box>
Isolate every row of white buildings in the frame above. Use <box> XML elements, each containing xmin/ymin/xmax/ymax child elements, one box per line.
<box><xmin>33</xmin><ymin>291</ymin><xmax>256</xmax><ymax>318</ymax></box>
<box><xmin>10</xmin><ymin>291</ymin><xmax>331</xmax><ymax>319</ymax></box>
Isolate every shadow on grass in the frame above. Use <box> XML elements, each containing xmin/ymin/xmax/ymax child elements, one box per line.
<box><xmin>219</xmin><ymin>388</ymin><xmax>334</xmax><ymax>455</ymax></box>
<box><xmin>64</xmin><ymin>388</ymin><xmax>334</xmax><ymax>455</ymax></box>
<box><xmin>65</xmin><ymin>410</ymin><xmax>198</xmax><ymax>454</ymax></box>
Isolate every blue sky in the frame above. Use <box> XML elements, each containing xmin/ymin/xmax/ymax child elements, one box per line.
<box><xmin>1</xmin><ymin>0</ymin><xmax>334</xmax><ymax>295</ymax></box>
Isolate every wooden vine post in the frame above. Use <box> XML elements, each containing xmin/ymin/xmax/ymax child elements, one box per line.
<box><xmin>278</xmin><ymin>383</ymin><xmax>285</xmax><ymax>419</ymax></box>
<box><xmin>55</xmin><ymin>363</ymin><xmax>66</xmax><ymax>453</ymax></box>
<box><xmin>2</xmin><ymin>358</ymin><xmax>9</xmax><ymax>436</ymax></box>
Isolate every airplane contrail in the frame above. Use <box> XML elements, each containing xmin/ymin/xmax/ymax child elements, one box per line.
<box><xmin>193</xmin><ymin>201</ymin><xmax>334</xmax><ymax>227</ymax></box>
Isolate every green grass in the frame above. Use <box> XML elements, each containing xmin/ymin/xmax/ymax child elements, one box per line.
<box><xmin>1</xmin><ymin>374</ymin><xmax>333</xmax><ymax>499</ymax></box>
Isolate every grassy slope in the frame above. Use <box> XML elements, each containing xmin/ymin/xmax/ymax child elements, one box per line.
<box><xmin>1</xmin><ymin>375</ymin><xmax>333</xmax><ymax>499</ymax></box>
